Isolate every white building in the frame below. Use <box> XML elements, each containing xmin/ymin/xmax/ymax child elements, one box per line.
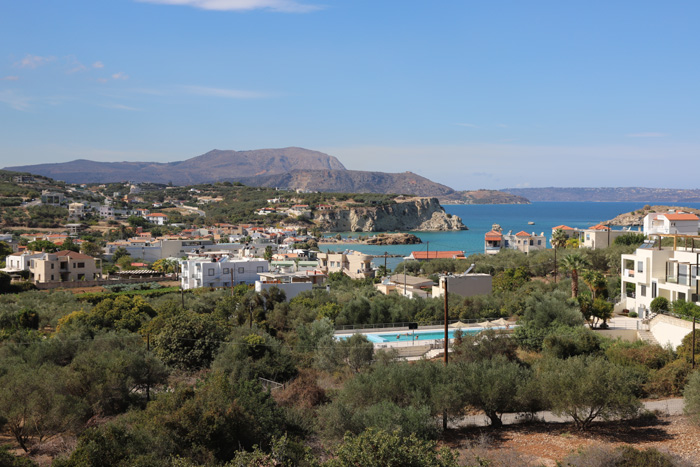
<box><xmin>179</xmin><ymin>256</ymin><xmax>269</xmax><ymax>289</ymax></box>
<box><xmin>483</xmin><ymin>229</ymin><xmax>546</xmax><ymax>255</ymax></box>
<box><xmin>620</xmin><ymin>237</ymin><xmax>700</xmax><ymax>318</ymax></box>
<box><xmin>145</xmin><ymin>213</ymin><xmax>168</xmax><ymax>225</ymax></box>
<box><xmin>579</xmin><ymin>224</ymin><xmax>636</xmax><ymax>249</ymax></box>
<box><xmin>255</xmin><ymin>271</ymin><xmax>316</xmax><ymax>300</ymax></box>
<box><xmin>68</xmin><ymin>202</ymin><xmax>85</xmax><ymax>218</ymax></box>
<box><xmin>317</xmin><ymin>250</ymin><xmax>374</xmax><ymax>279</ymax></box>
<box><xmin>3</xmin><ymin>251</ymin><xmax>44</xmax><ymax>274</ymax></box>
<box><xmin>643</xmin><ymin>212</ymin><xmax>699</xmax><ymax>236</ymax></box>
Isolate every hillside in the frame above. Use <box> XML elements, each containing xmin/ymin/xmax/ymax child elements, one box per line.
<box><xmin>5</xmin><ymin>147</ymin><xmax>346</xmax><ymax>185</ymax></box>
<box><xmin>238</xmin><ymin>169</ymin><xmax>456</xmax><ymax>197</ymax></box>
<box><xmin>439</xmin><ymin>189</ymin><xmax>530</xmax><ymax>205</ymax></box>
<box><xmin>503</xmin><ymin>187</ymin><xmax>700</xmax><ymax>203</ymax></box>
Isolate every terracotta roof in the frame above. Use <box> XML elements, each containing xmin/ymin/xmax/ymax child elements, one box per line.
<box><xmin>589</xmin><ymin>224</ymin><xmax>610</xmax><ymax>231</ymax></box>
<box><xmin>410</xmin><ymin>251</ymin><xmax>466</xmax><ymax>260</ymax></box>
<box><xmin>147</xmin><ymin>213</ymin><xmax>167</xmax><ymax>217</ymax></box>
<box><xmin>53</xmin><ymin>250</ymin><xmax>95</xmax><ymax>260</ymax></box>
<box><xmin>664</xmin><ymin>213</ymin><xmax>699</xmax><ymax>221</ymax></box>
<box><xmin>484</xmin><ymin>230</ymin><xmax>502</xmax><ymax>240</ymax></box>
<box><xmin>552</xmin><ymin>225</ymin><xmax>575</xmax><ymax>231</ymax></box>
<box><xmin>515</xmin><ymin>231</ymin><xmax>531</xmax><ymax>237</ymax></box>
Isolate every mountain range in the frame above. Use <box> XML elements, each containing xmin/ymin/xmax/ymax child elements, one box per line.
<box><xmin>7</xmin><ymin>147</ymin><xmax>528</xmax><ymax>202</ymax></box>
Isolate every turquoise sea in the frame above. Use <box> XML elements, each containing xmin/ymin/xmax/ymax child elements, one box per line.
<box><xmin>324</xmin><ymin>202</ymin><xmax>700</xmax><ymax>270</ymax></box>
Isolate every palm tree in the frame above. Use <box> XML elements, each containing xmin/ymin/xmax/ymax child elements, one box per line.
<box><xmin>560</xmin><ymin>253</ymin><xmax>591</xmax><ymax>298</ymax></box>
<box><xmin>581</xmin><ymin>270</ymin><xmax>607</xmax><ymax>299</ymax></box>
<box><xmin>551</xmin><ymin>229</ymin><xmax>568</xmax><ymax>283</ymax></box>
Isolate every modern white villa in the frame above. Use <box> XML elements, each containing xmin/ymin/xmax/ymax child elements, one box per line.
<box><xmin>179</xmin><ymin>255</ymin><xmax>269</xmax><ymax>289</ymax></box>
<box><xmin>620</xmin><ymin>234</ymin><xmax>700</xmax><ymax>318</ymax></box>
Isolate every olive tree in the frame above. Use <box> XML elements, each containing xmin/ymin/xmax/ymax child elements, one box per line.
<box><xmin>537</xmin><ymin>355</ymin><xmax>641</xmax><ymax>430</ymax></box>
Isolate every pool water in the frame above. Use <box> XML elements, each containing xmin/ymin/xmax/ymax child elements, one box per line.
<box><xmin>362</xmin><ymin>328</ymin><xmax>504</xmax><ymax>343</ymax></box>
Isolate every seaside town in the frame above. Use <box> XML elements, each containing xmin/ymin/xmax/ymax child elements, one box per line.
<box><xmin>0</xmin><ymin>172</ymin><xmax>700</xmax><ymax>465</ymax></box>
<box><xmin>4</xmin><ymin>2</ymin><xmax>700</xmax><ymax>466</ymax></box>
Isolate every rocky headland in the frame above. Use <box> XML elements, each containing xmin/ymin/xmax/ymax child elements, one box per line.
<box><xmin>604</xmin><ymin>205</ymin><xmax>700</xmax><ymax>226</ymax></box>
<box><xmin>313</xmin><ymin>197</ymin><xmax>467</xmax><ymax>232</ymax></box>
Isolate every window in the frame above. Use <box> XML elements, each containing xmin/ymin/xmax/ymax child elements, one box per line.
<box><xmin>679</xmin><ymin>292</ymin><xmax>686</xmax><ymax>301</ymax></box>
<box><xmin>51</xmin><ymin>263</ymin><xmax>54</xmax><ymax>269</ymax></box>
<box><xmin>257</xmin><ymin>266</ymin><xmax>264</xmax><ymax>272</ymax></box>
<box><xmin>208</xmin><ymin>269</ymin><xmax>214</xmax><ymax>276</ymax></box>
<box><xmin>223</xmin><ymin>268</ymin><xmax>229</xmax><ymax>274</ymax></box>
<box><xmin>51</xmin><ymin>275</ymin><xmax>54</xmax><ymax>280</ymax></box>
<box><xmin>77</xmin><ymin>262</ymin><xmax>85</xmax><ymax>268</ymax></box>
<box><xmin>652</xmin><ymin>282</ymin><xmax>657</xmax><ymax>298</ymax></box>
<box><xmin>679</xmin><ymin>264</ymin><xmax>690</xmax><ymax>286</ymax></box>
<box><xmin>637</xmin><ymin>261</ymin><xmax>643</xmax><ymax>273</ymax></box>
<box><xmin>538</xmin><ymin>240</ymin><xmax>542</xmax><ymax>245</ymax></box>
<box><xmin>640</xmin><ymin>285</ymin><xmax>646</xmax><ymax>297</ymax></box>
<box><xmin>238</xmin><ymin>267</ymin><xmax>244</xmax><ymax>273</ymax></box>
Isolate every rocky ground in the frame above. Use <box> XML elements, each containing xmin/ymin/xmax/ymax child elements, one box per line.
<box><xmin>445</xmin><ymin>415</ymin><xmax>700</xmax><ymax>466</ymax></box>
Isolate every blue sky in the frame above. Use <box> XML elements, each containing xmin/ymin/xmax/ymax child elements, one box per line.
<box><xmin>1</xmin><ymin>0</ymin><xmax>699</xmax><ymax>190</ymax></box>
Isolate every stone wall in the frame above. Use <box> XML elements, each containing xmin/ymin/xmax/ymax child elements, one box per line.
<box><xmin>649</xmin><ymin>313</ymin><xmax>695</xmax><ymax>349</ymax></box>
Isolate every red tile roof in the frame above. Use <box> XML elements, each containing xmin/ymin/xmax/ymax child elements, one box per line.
<box><xmin>664</xmin><ymin>213</ymin><xmax>699</xmax><ymax>221</ymax></box>
<box><xmin>484</xmin><ymin>230</ymin><xmax>502</xmax><ymax>240</ymax></box>
<box><xmin>515</xmin><ymin>231</ymin><xmax>531</xmax><ymax>237</ymax></box>
<box><xmin>411</xmin><ymin>251</ymin><xmax>466</xmax><ymax>260</ymax></box>
<box><xmin>589</xmin><ymin>224</ymin><xmax>610</xmax><ymax>231</ymax></box>
<box><xmin>552</xmin><ymin>225</ymin><xmax>575</xmax><ymax>231</ymax></box>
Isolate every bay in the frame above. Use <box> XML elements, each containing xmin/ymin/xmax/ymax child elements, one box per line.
<box><xmin>322</xmin><ymin>202</ymin><xmax>700</xmax><ymax>271</ymax></box>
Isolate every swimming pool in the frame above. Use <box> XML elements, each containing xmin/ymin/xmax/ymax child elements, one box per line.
<box><xmin>344</xmin><ymin>327</ymin><xmax>506</xmax><ymax>343</ymax></box>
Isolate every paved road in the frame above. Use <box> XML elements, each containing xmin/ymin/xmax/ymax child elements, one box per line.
<box><xmin>452</xmin><ymin>398</ymin><xmax>685</xmax><ymax>428</ymax></box>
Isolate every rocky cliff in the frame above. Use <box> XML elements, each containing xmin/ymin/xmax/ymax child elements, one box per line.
<box><xmin>313</xmin><ymin>198</ymin><xmax>467</xmax><ymax>232</ymax></box>
<box><xmin>604</xmin><ymin>205</ymin><xmax>700</xmax><ymax>226</ymax></box>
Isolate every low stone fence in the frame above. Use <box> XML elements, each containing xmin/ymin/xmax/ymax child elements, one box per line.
<box><xmin>34</xmin><ymin>276</ymin><xmax>172</xmax><ymax>290</ymax></box>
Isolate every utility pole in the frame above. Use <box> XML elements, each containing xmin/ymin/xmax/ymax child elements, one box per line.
<box><xmin>146</xmin><ymin>333</ymin><xmax>151</xmax><ymax>402</ymax></box>
<box><xmin>443</xmin><ymin>277</ymin><xmax>448</xmax><ymax>431</ymax></box>
<box><xmin>443</xmin><ymin>278</ymin><xmax>448</xmax><ymax>365</ymax></box>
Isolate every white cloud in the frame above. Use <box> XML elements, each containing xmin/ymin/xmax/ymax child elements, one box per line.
<box><xmin>180</xmin><ymin>85</ymin><xmax>272</xmax><ymax>99</ymax></box>
<box><xmin>135</xmin><ymin>0</ymin><xmax>321</xmax><ymax>13</ymax></box>
<box><xmin>93</xmin><ymin>61</ymin><xmax>105</xmax><ymax>69</ymax></box>
<box><xmin>112</xmin><ymin>72</ymin><xmax>129</xmax><ymax>80</ymax></box>
<box><xmin>2</xmin><ymin>76</ymin><xmax>19</xmax><ymax>81</ymax></box>
<box><xmin>15</xmin><ymin>54</ymin><xmax>55</xmax><ymax>69</ymax></box>
<box><xmin>626</xmin><ymin>132</ymin><xmax>667</xmax><ymax>138</ymax></box>
<box><xmin>0</xmin><ymin>90</ymin><xmax>32</xmax><ymax>111</ymax></box>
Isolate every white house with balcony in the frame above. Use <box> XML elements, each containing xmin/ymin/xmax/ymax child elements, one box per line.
<box><xmin>317</xmin><ymin>250</ymin><xmax>374</xmax><ymax>279</ymax></box>
<box><xmin>179</xmin><ymin>255</ymin><xmax>269</xmax><ymax>290</ymax></box>
<box><xmin>579</xmin><ymin>224</ymin><xmax>636</xmax><ymax>249</ymax></box>
<box><xmin>620</xmin><ymin>237</ymin><xmax>700</xmax><ymax>318</ymax></box>
<box><xmin>643</xmin><ymin>212</ymin><xmax>699</xmax><ymax>236</ymax></box>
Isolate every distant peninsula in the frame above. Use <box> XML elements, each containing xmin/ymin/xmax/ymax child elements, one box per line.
<box><xmin>439</xmin><ymin>189</ymin><xmax>530</xmax><ymax>205</ymax></box>
<box><xmin>503</xmin><ymin>187</ymin><xmax>700</xmax><ymax>203</ymax></box>
<box><xmin>604</xmin><ymin>205</ymin><xmax>700</xmax><ymax>226</ymax></box>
